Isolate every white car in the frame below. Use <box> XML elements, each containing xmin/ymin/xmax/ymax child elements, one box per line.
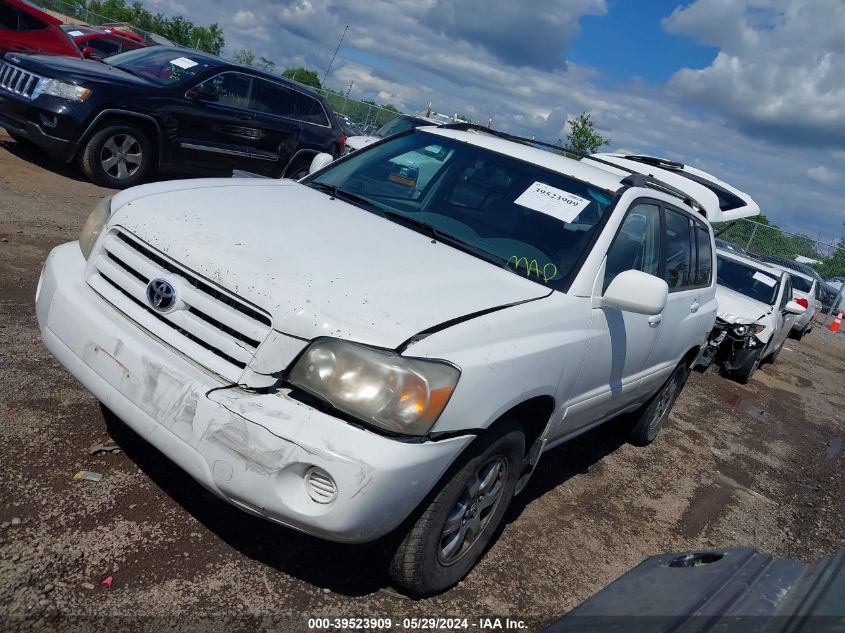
<box><xmin>38</xmin><ymin>125</ymin><xmax>748</xmax><ymax>596</ymax></box>
<box><xmin>753</xmin><ymin>256</ymin><xmax>820</xmax><ymax>340</ymax></box>
<box><xmin>343</xmin><ymin>114</ymin><xmax>444</xmax><ymax>155</ymax></box>
<box><xmin>701</xmin><ymin>250</ymin><xmax>806</xmax><ymax>383</ymax></box>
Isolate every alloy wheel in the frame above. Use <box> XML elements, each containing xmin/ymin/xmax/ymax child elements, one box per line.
<box><xmin>438</xmin><ymin>455</ymin><xmax>508</xmax><ymax>566</ymax></box>
<box><xmin>100</xmin><ymin>133</ymin><xmax>143</xmax><ymax>181</ymax></box>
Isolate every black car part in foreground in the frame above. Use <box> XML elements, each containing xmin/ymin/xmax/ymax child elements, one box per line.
<box><xmin>0</xmin><ymin>47</ymin><xmax>343</xmax><ymax>187</ymax></box>
<box><xmin>544</xmin><ymin>547</ymin><xmax>845</xmax><ymax>633</ymax></box>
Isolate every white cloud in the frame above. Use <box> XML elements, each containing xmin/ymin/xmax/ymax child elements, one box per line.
<box><xmin>807</xmin><ymin>165</ymin><xmax>840</xmax><ymax>184</ymax></box>
<box><xmin>664</xmin><ymin>0</ymin><xmax>845</xmax><ymax>147</ymax></box>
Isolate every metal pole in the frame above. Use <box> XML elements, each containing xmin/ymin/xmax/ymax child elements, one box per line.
<box><xmin>746</xmin><ymin>223</ymin><xmax>758</xmax><ymax>251</ymax></box>
<box><xmin>322</xmin><ymin>25</ymin><xmax>348</xmax><ymax>86</ymax></box>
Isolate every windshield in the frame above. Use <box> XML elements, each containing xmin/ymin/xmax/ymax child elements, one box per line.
<box><xmin>376</xmin><ymin>116</ymin><xmax>429</xmax><ymax>138</ymax></box>
<box><xmin>717</xmin><ymin>256</ymin><xmax>780</xmax><ymax>305</ymax></box>
<box><xmin>308</xmin><ymin>130</ymin><xmax>619</xmax><ymax>290</ymax></box>
<box><xmin>105</xmin><ymin>48</ymin><xmax>222</xmax><ymax>85</ymax></box>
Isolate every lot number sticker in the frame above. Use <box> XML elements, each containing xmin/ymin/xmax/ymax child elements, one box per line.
<box><xmin>169</xmin><ymin>57</ymin><xmax>198</xmax><ymax>69</ymax></box>
<box><xmin>514</xmin><ymin>182</ymin><xmax>590</xmax><ymax>223</ymax></box>
<box><xmin>68</xmin><ymin>30</ymin><xmax>85</xmax><ymax>37</ymax></box>
<box><xmin>752</xmin><ymin>271</ymin><xmax>777</xmax><ymax>287</ymax></box>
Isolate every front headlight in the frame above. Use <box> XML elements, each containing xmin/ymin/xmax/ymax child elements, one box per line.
<box><xmin>79</xmin><ymin>196</ymin><xmax>113</xmax><ymax>260</ymax></box>
<box><xmin>732</xmin><ymin>324</ymin><xmax>750</xmax><ymax>336</ymax></box>
<box><xmin>41</xmin><ymin>79</ymin><xmax>91</xmax><ymax>102</ymax></box>
<box><xmin>288</xmin><ymin>339</ymin><xmax>460</xmax><ymax>436</ymax></box>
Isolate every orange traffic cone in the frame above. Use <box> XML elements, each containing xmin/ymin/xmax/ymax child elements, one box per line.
<box><xmin>830</xmin><ymin>310</ymin><xmax>843</xmax><ymax>333</ymax></box>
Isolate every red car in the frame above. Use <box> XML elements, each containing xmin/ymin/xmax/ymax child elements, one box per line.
<box><xmin>60</xmin><ymin>24</ymin><xmax>144</xmax><ymax>60</ymax></box>
<box><xmin>0</xmin><ymin>0</ymin><xmax>81</xmax><ymax>58</ymax></box>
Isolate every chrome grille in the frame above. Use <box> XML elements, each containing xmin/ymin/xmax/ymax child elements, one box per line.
<box><xmin>0</xmin><ymin>63</ymin><xmax>45</xmax><ymax>100</ymax></box>
<box><xmin>87</xmin><ymin>229</ymin><xmax>273</xmax><ymax>382</ymax></box>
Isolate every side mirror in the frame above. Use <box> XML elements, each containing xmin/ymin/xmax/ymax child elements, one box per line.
<box><xmin>308</xmin><ymin>152</ymin><xmax>334</xmax><ymax>174</ymax></box>
<box><xmin>784</xmin><ymin>300</ymin><xmax>806</xmax><ymax>315</ymax></box>
<box><xmin>81</xmin><ymin>47</ymin><xmax>100</xmax><ymax>60</ymax></box>
<box><xmin>602</xmin><ymin>269</ymin><xmax>668</xmax><ymax>315</ymax></box>
<box><xmin>187</xmin><ymin>84</ymin><xmax>218</xmax><ymax>102</ymax></box>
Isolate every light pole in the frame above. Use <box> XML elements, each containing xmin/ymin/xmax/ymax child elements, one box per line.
<box><xmin>323</xmin><ymin>25</ymin><xmax>349</xmax><ymax>86</ymax></box>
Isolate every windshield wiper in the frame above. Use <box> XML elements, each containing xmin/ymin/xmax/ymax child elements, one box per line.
<box><xmin>308</xmin><ymin>182</ymin><xmax>382</xmax><ymax>210</ymax></box>
<box><xmin>379</xmin><ymin>210</ymin><xmax>509</xmax><ymax>269</ymax></box>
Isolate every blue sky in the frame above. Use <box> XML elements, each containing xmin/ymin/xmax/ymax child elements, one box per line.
<box><xmin>153</xmin><ymin>0</ymin><xmax>844</xmax><ymax>243</ymax></box>
<box><xmin>568</xmin><ymin>1</ymin><xmax>718</xmax><ymax>86</ymax></box>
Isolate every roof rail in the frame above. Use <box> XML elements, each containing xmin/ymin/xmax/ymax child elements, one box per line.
<box><xmin>620</xmin><ymin>174</ymin><xmax>705</xmax><ymax>216</ymax></box>
<box><xmin>620</xmin><ymin>154</ymin><xmax>685</xmax><ymax>170</ymax></box>
<box><xmin>440</xmin><ymin>123</ymin><xmax>705</xmax><ymax>214</ymax></box>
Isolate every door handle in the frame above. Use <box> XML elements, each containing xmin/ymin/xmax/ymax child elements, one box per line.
<box><xmin>648</xmin><ymin>315</ymin><xmax>662</xmax><ymax>328</ymax></box>
<box><xmin>690</xmin><ymin>300</ymin><xmax>700</xmax><ymax>313</ymax></box>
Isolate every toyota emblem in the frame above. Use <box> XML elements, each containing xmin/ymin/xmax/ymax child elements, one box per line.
<box><xmin>146</xmin><ymin>278</ymin><xmax>176</xmax><ymax>312</ymax></box>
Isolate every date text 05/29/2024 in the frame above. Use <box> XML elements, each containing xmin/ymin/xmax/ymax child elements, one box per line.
<box><xmin>307</xmin><ymin>617</ymin><xmax>528</xmax><ymax>630</ymax></box>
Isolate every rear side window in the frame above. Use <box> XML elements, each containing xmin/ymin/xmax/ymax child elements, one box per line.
<box><xmin>693</xmin><ymin>223</ymin><xmax>712</xmax><ymax>286</ymax></box>
<box><xmin>250</xmin><ymin>78</ymin><xmax>297</xmax><ymax>117</ymax></box>
<box><xmin>664</xmin><ymin>208</ymin><xmax>693</xmax><ymax>290</ymax></box>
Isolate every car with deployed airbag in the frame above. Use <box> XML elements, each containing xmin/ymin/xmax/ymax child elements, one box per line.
<box><xmin>36</xmin><ymin>123</ymin><xmax>758</xmax><ymax>596</ymax></box>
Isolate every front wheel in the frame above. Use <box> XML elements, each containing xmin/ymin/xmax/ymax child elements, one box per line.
<box><xmin>79</xmin><ymin>123</ymin><xmax>152</xmax><ymax>188</ymax></box>
<box><xmin>389</xmin><ymin>421</ymin><xmax>524</xmax><ymax>597</ymax></box>
<box><xmin>727</xmin><ymin>348</ymin><xmax>762</xmax><ymax>384</ymax></box>
<box><xmin>627</xmin><ymin>361</ymin><xmax>689</xmax><ymax>447</ymax></box>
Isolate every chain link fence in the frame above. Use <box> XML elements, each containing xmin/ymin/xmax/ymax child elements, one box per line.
<box><xmin>715</xmin><ymin>218</ymin><xmax>845</xmax><ymax>327</ymax></box>
<box><xmin>311</xmin><ymin>88</ymin><xmax>404</xmax><ymax>132</ymax></box>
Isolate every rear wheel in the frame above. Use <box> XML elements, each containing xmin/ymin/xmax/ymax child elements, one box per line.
<box><xmin>79</xmin><ymin>122</ymin><xmax>152</xmax><ymax>188</ymax></box>
<box><xmin>627</xmin><ymin>361</ymin><xmax>689</xmax><ymax>447</ymax></box>
<box><xmin>790</xmin><ymin>328</ymin><xmax>805</xmax><ymax>341</ymax></box>
<box><xmin>389</xmin><ymin>421</ymin><xmax>524</xmax><ymax>597</ymax></box>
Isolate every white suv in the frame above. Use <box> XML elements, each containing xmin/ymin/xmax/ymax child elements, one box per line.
<box><xmin>37</xmin><ymin>125</ymin><xmax>739</xmax><ymax>596</ymax></box>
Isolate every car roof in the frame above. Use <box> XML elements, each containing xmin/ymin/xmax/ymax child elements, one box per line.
<box><xmin>752</xmin><ymin>256</ymin><xmax>817</xmax><ymax>282</ymax></box>
<box><xmin>584</xmin><ymin>153</ymin><xmax>760</xmax><ymax>224</ymax></box>
<box><xmin>716</xmin><ymin>248</ymin><xmax>786</xmax><ymax>278</ymax></box>
<box><xmin>421</xmin><ymin>127</ymin><xmax>628</xmax><ymax>193</ymax></box>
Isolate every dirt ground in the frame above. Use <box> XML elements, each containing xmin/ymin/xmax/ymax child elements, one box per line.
<box><xmin>1</xmin><ymin>128</ymin><xmax>843</xmax><ymax>632</ymax></box>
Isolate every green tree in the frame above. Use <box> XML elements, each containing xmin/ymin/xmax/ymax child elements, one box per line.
<box><xmin>232</xmin><ymin>49</ymin><xmax>255</xmax><ymax>67</ymax></box>
<box><xmin>565</xmin><ymin>111</ymin><xmax>609</xmax><ymax>156</ymax></box>
<box><xmin>258</xmin><ymin>56</ymin><xmax>277</xmax><ymax>73</ymax></box>
<box><xmin>191</xmin><ymin>23</ymin><xmax>225</xmax><ymax>55</ymax></box>
<box><xmin>281</xmin><ymin>67</ymin><xmax>322</xmax><ymax>89</ymax></box>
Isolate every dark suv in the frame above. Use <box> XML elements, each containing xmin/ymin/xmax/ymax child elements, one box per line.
<box><xmin>0</xmin><ymin>46</ymin><xmax>344</xmax><ymax>187</ymax></box>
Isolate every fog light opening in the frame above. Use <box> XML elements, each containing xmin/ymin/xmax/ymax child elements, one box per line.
<box><xmin>668</xmin><ymin>553</ymin><xmax>724</xmax><ymax>568</ymax></box>
<box><xmin>304</xmin><ymin>466</ymin><xmax>338</xmax><ymax>504</ymax></box>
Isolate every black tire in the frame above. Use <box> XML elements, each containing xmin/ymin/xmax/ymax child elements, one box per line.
<box><xmin>767</xmin><ymin>339</ymin><xmax>785</xmax><ymax>364</ymax></box>
<box><xmin>728</xmin><ymin>349</ymin><xmax>762</xmax><ymax>384</ymax></box>
<box><xmin>627</xmin><ymin>361</ymin><xmax>689</xmax><ymax>447</ymax></box>
<box><xmin>389</xmin><ymin>421</ymin><xmax>524</xmax><ymax>597</ymax></box>
<box><xmin>79</xmin><ymin>122</ymin><xmax>152</xmax><ymax>188</ymax></box>
<box><xmin>790</xmin><ymin>328</ymin><xmax>804</xmax><ymax>342</ymax></box>
<box><xmin>284</xmin><ymin>156</ymin><xmax>312</xmax><ymax>180</ymax></box>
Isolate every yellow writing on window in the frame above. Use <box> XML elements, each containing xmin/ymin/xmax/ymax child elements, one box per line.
<box><xmin>508</xmin><ymin>256</ymin><xmax>558</xmax><ymax>282</ymax></box>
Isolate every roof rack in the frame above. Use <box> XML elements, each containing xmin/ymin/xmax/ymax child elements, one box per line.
<box><xmin>440</xmin><ymin>122</ymin><xmax>705</xmax><ymax>214</ymax></box>
<box><xmin>620</xmin><ymin>154</ymin><xmax>685</xmax><ymax>170</ymax></box>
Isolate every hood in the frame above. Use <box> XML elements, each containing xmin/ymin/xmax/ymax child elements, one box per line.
<box><xmin>345</xmin><ymin>135</ymin><xmax>380</xmax><ymax>151</ymax></box>
<box><xmin>12</xmin><ymin>54</ymin><xmax>151</xmax><ymax>86</ymax></box>
<box><xmin>716</xmin><ymin>285</ymin><xmax>771</xmax><ymax>325</ymax></box>
<box><xmin>109</xmin><ymin>180</ymin><xmax>550</xmax><ymax>348</ymax></box>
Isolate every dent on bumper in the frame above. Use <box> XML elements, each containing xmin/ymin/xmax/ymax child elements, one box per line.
<box><xmin>36</xmin><ymin>242</ymin><xmax>472</xmax><ymax>542</ymax></box>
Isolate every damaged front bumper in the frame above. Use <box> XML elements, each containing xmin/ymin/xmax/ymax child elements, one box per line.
<box><xmin>699</xmin><ymin>319</ymin><xmax>764</xmax><ymax>372</ymax></box>
<box><xmin>36</xmin><ymin>242</ymin><xmax>472</xmax><ymax>543</ymax></box>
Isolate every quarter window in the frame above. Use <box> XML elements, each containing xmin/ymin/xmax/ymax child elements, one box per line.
<box><xmin>603</xmin><ymin>203</ymin><xmax>662</xmax><ymax>292</ymax></box>
<box><xmin>693</xmin><ymin>223</ymin><xmax>712</xmax><ymax>286</ymax></box>
<box><xmin>664</xmin><ymin>208</ymin><xmax>693</xmax><ymax>290</ymax></box>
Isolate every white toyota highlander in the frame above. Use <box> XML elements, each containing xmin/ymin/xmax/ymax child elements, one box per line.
<box><xmin>36</xmin><ymin>125</ymin><xmax>756</xmax><ymax>596</ymax></box>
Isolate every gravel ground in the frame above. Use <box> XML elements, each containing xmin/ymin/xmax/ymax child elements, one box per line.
<box><xmin>1</xmin><ymin>129</ymin><xmax>843</xmax><ymax>632</ymax></box>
